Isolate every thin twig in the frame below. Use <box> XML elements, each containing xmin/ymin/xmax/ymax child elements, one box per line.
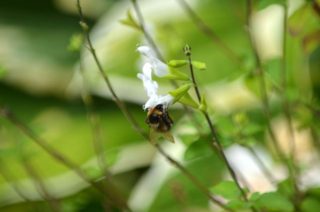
<box><xmin>130</xmin><ymin>0</ymin><xmax>164</xmax><ymax>61</ymax></box>
<box><xmin>21</xmin><ymin>159</ymin><xmax>61</xmax><ymax>212</ymax></box>
<box><xmin>154</xmin><ymin>143</ymin><xmax>232</xmax><ymax>211</ymax></box>
<box><xmin>245</xmin><ymin>0</ymin><xmax>299</xmax><ymax>204</ymax></box>
<box><xmin>77</xmin><ymin>1</ymin><xmax>145</xmax><ymax>139</ymax></box>
<box><xmin>130</xmin><ymin>0</ymin><xmax>203</xmax><ymax>132</ymax></box>
<box><xmin>280</xmin><ymin>3</ymin><xmax>301</xmax><ymax>209</ymax></box>
<box><xmin>78</xmin><ymin>53</ymin><xmax>131</xmax><ymax>211</ymax></box>
<box><xmin>0</xmin><ymin>160</ymin><xmax>30</xmax><ymax>202</ymax></box>
<box><xmin>247</xmin><ymin>146</ymin><xmax>277</xmax><ymax>185</ymax></box>
<box><xmin>184</xmin><ymin>45</ymin><xmax>255</xmax><ymax>211</ymax></box>
<box><xmin>177</xmin><ymin>0</ymin><xmax>242</xmax><ymax>65</ymax></box>
<box><xmin>0</xmin><ymin>106</ymin><xmax>122</xmax><ymax>209</ymax></box>
<box><xmin>76</xmin><ymin>1</ymin><xmax>232</xmax><ymax>210</ymax></box>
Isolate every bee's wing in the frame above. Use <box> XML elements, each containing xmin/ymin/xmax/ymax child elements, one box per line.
<box><xmin>163</xmin><ymin>131</ymin><xmax>175</xmax><ymax>143</ymax></box>
<box><xmin>149</xmin><ymin>129</ymin><xmax>175</xmax><ymax>144</ymax></box>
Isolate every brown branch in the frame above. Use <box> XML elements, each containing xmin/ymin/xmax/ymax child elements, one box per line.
<box><xmin>21</xmin><ymin>159</ymin><xmax>61</xmax><ymax>212</ymax></box>
<box><xmin>0</xmin><ymin>160</ymin><xmax>30</xmax><ymax>202</ymax></box>
<box><xmin>0</xmin><ymin>106</ymin><xmax>122</xmax><ymax>210</ymax></box>
<box><xmin>76</xmin><ymin>1</ymin><xmax>232</xmax><ymax>210</ymax></box>
<box><xmin>78</xmin><ymin>54</ymin><xmax>131</xmax><ymax>210</ymax></box>
<box><xmin>184</xmin><ymin>45</ymin><xmax>255</xmax><ymax>211</ymax></box>
<box><xmin>245</xmin><ymin>0</ymin><xmax>300</xmax><ymax>207</ymax></box>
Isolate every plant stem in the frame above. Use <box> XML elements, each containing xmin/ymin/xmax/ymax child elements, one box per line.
<box><xmin>245</xmin><ymin>0</ymin><xmax>300</xmax><ymax>206</ymax></box>
<box><xmin>77</xmin><ymin>1</ymin><xmax>145</xmax><ymax>139</ymax></box>
<box><xmin>130</xmin><ymin>0</ymin><xmax>164</xmax><ymax>61</ymax></box>
<box><xmin>21</xmin><ymin>159</ymin><xmax>61</xmax><ymax>212</ymax></box>
<box><xmin>247</xmin><ymin>146</ymin><xmax>277</xmax><ymax>186</ymax></box>
<box><xmin>76</xmin><ymin>0</ymin><xmax>232</xmax><ymax>210</ymax></box>
<box><xmin>130</xmin><ymin>0</ymin><xmax>203</xmax><ymax>132</ymax></box>
<box><xmin>78</xmin><ymin>56</ymin><xmax>130</xmax><ymax>210</ymax></box>
<box><xmin>177</xmin><ymin>0</ymin><xmax>242</xmax><ymax>65</ymax></box>
<box><xmin>280</xmin><ymin>3</ymin><xmax>301</xmax><ymax>209</ymax></box>
<box><xmin>0</xmin><ymin>160</ymin><xmax>30</xmax><ymax>202</ymax></box>
<box><xmin>0</xmin><ymin>106</ymin><xmax>124</xmax><ymax>210</ymax></box>
<box><xmin>184</xmin><ymin>45</ymin><xmax>256</xmax><ymax>211</ymax></box>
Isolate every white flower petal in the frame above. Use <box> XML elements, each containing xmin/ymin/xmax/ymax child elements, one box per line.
<box><xmin>137</xmin><ymin>63</ymin><xmax>159</xmax><ymax>98</ymax></box>
<box><xmin>137</xmin><ymin>46</ymin><xmax>155</xmax><ymax>58</ymax></box>
<box><xmin>158</xmin><ymin>94</ymin><xmax>174</xmax><ymax>107</ymax></box>
<box><xmin>153</xmin><ymin>60</ymin><xmax>169</xmax><ymax>77</ymax></box>
<box><xmin>137</xmin><ymin>45</ymin><xmax>169</xmax><ymax>77</ymax></box>
<box><xmin>137</xmin><ymin>45</ymin><xmax>173</xmax><ymax>110</ymax></box>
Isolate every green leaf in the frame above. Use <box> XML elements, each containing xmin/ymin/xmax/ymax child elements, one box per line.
<box><xmin>169</xmin><ymin>83</ymin><xmax>192</xmax><ymax>103</ymax></box>
<box><xmin>301</xmin><ymin>197</ymin><xmax>320</xmax><ymax>212</ymax></box>
<box><xmin>264</xmin><ymin>58</ymin><xmax>281</xmax><ymax>90</ymax></box>
<box><xmin>167</xmin><ymin>60</ymin><xmax>206</xmax><ymax>70</ymax></box>
<box><xmin>210</xmin><ymin>181</ymin><xmax>241</xmax><ymax>200</ymax></box>
<box><xmin>119</xmin><ymin>10</ymin><xmax>141</xmax><ymax>31</ymax></box>
<box><xmin>277</xmin><ymin>179</ymin><xmax>295</xmax><ymax>197</ymax></box>
<box><xmin>288</xmin><ymin>4</ymin><xmax>312</xmax><ymax>37</ymax></box>
<box><xmin>177</xmin><ymin>93</ymin><xmax>199</xmax><ymax>108</ymax></box>
<box><xmin>249</xmin><ymin>192</ymin><xmax>261</xmax><ymax>202</ymax></box>
<box><xmin>198</xmin><ymin>94</ymin><xmax>207</xmax><ymax>112</ymax></box>
<box><xmin>168</xmin><ymin>60</ymin><xmax>188</xmax><ymax>68</ymax></box>
<box><xmin>244</xmin><ymin>73</ymin><xmax>261</xmax><ymax>98</ymax></box>
<box><xmin>255</xmin><ymin>192</ymin><xmax>294</xmax><ymax>212</ymax></box>
<box><xmin>227</xmin><ymin>199</ymin><xmax>251</xmax><ymax>210</ymax></box>
<box><xmin>163</xmin><ymin>68</ymin><xmax>190</xmax><ymax>81</ymax></box>
<box><xmin>192</xmin><ymin>61</ymin><xmax>207</xmax><ymax>70</ymax></box>
<box><xmin>258</xmin><ymin>0</ymin><xmax>285</xmax><ymax>10</ymax></box>
<box><xmin>68</xmin><ymin>33</ymin><xmax>83</xmax><ymax>52</ymax></box>
<box><xmin>184</xmin><ymin>137</ymin><xmax>212</xmax><ymax>161</ymax></box>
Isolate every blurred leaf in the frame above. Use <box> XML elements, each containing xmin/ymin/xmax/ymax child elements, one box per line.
<box><xmin>249</xmin><ymin>192</ymin><xmax>261</xmax><ymax>202</ymax></box>
<box><xmin>198</xmin><ymin>94</ymin><xmax>207</xmax><ymax>112</ymax></box>
<box><xmin>179</xmin><ymin>132</ymin><xmax>200</xmax><ymax>145</ymax></box>
<box><xmin>68</xmin><ymin>33</ymin><xmax>83</xmax><ymax>52</ymax></box>
<box><xmin>277</xmin><ymin>178</ymin><xmax>295</xmax><ymax>198</ymax></box>
<box><xmin>164</xmin><ymin>68</ymin><xmax>190</xmax><ymax>81</ymax></box>
<box><xmin>169</xmin><ymin>83</ymin><xmax>192</xmax><ymax>103</ymax></box>
<box><xmin>301</xmin><ymin>197</ymin><xmax>320</xmax><ymax>212</ymax></box>
<box><xmin>210</xmin><ymin>181</ymin><xmax>241</xmax><ymax>200</ymax></box>
<box><xmin>167</xmin><ymin>60</ymin><xmax>206</xmax><ymax>70</ymax></box>
<box><xmin>192</xmin><ymin>61</ymin><xmax>207</xmax><ymax>70</ymax></box>
<box><xmin>168</xmin><ymin>60</ymin><xmax>188</xmax><ymax>68</ymax></box>
<box><xmin>119</xmin><ymin>10</ymin><xmax>141</xmax><ymax>31</ymax></box>
<box><xmin>0</xmin><ymin>65</ymin><xmax>7</xmax><ymax>79</ymax></box>
<box><xmin>264</xmin><ymin>58</ymin><xmax>281</xmax><ymax>90</ymax></box>
<box><xmin>288</xmin><ymin>4</ymin><xmax>312</xmax><ymax>37</ymax></box>
<box><xmin>255</xmin><ymin>192</ymin><xmax>294</xmax><ymax>212</ymax></box>
<box><xmin>244</xmin><ymin>73</ymin><xmax>261</xmax><ymax>98</ymax></box>
<box><xmin>240</xmin><ymin>54</ymin><xmax>255</xmax><ymax>74</ymax></box>
<box><xmin>309</xmin><ymin>47</ymin><xmax>320</xmax><ymax>99</ymax></box>
<box><xmin>184</xmin><ymin>136</ymin><xmax>212</xmax><ymax>161</ymax></box>
<box><xmin>177</xmin><ymin>93</ymin><xmax>199</xmax><ymax>109</ymax></box>
<box><xmin>307</xmin><ymin>187</ymin><xmax>320</xmax><ymax>198</ymax></box>
<box><xmin>258</xmin><ymin>0</ymin><xmax>285</xmax><ymax>10</ymax></box>
<box><xmin>227</xmin><ymin>199</ymin><xmax>250</xmax><ymax>210</ymax></box>
<box><xmin>303</xmin><ymin>30</ymin><xmax>320</xmax><ymax>54</ymax></box>
<box><xmin>242</xmin><ymin>124</ymin><xmax>264</xmax><ymax>137</ymax></box>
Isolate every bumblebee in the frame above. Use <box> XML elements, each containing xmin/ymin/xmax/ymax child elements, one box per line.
<box><xmin>146</xmin><ymin>104</ymin><xmax>174</xmax><ymax>143</ymax></box>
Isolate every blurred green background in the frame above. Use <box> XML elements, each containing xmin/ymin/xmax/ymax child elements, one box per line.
<box><xmin>0</xmin><ymin>0</ymin><xmax>319</xmax><ymax>211</ymax></box>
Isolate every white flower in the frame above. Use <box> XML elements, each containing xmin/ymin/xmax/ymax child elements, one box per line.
<box><xmin>137</xmin><ymin>46</ymin><xmax>169</xmax><ymax>77</ymax></box>
<box><xmin>137</xmin><ymin>46</ymin><xmax>173</xmax><ymax>110</ymax></box>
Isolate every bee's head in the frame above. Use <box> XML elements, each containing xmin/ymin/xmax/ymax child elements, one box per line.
<box><xmin>155</xmin><ymin>104</ymin><xmax>164</xmax><ymax>112</ymax></box>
